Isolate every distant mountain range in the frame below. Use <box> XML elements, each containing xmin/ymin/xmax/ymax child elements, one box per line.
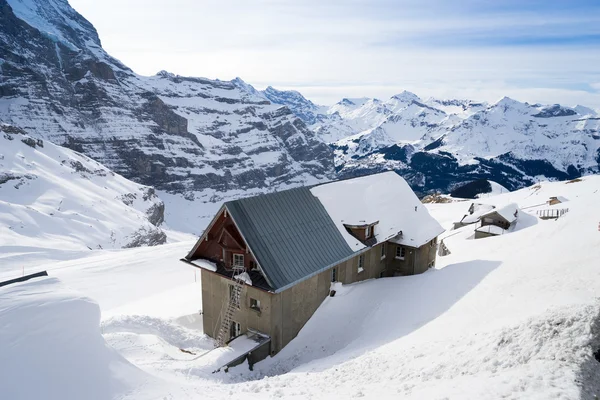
<box><xmin>261</xmin><ymin>86</ymin><xmax>600</xmax><ymax>194</ymax></box>
<box><xmin>1</xmin><ymin>0</ymin><xmax>599</xmax><ymax>234</ymax></box>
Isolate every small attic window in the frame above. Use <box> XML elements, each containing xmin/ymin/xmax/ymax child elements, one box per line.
<box><xmin>344</xmin><ymin>221</ymin><xmax>379</xmax><ymax>242</ymax></box>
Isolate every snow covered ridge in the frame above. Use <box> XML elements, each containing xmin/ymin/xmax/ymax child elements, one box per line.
<box><xmin>0</xmin><ymin>124</ymin><xmax>169</xmax><ymax>268</ymax></box>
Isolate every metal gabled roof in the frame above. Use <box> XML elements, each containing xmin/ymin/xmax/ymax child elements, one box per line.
<box><xmin>224</xmin><ymin>186</ymin><xmax>355</xmax><ymax>292</ymax></box>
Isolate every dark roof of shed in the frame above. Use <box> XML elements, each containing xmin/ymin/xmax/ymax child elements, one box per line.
<box><xmin>224</xmin><ymin>186</ymin><xmax>355</xmax><ymax>292</ymax></box>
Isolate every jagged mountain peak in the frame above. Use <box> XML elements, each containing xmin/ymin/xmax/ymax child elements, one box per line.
<box><xmin>263</xmin><ymin>85</ymin><xmax>315</xmax><ymax>105</ymax></box>
<box><xmin>0</xmin><ymin>0</ymin><xmax>335</xmax><ymax>233</ymax></box>
<box><xmin>573</xmin><ymin>104</ymin><xmax>598</xmax><ymax>116</ymax></box>
<box><xmin>260</xmin><ymin>85</ymin><xmax>323</xmax><ymax>124</ymax></box>
<box><xmin>230</xmin><ymin>77</ymin><xmax>265</xmax><ymax>99</ymax></box>
<box><xmin>493</xmin><ymin>96</ymin><xmax>523</xmax><ymax>107</ymax></box>
<box><xmin>532</xmin><ymin>104</ymin><xmax>577</xmax><ymax>118</ymax></box>
<box><xmin>5</xmin><ymin>0</ymin><xmax>100</xmax><ymax>51</ymax></box>
<box><xmin>264</xmin><ymin>85</ymin><xmax>300</xmax><ymax>96</ymax></box>
<box><xmin>155</xmin><ymin>70</ymin><xmax>175</xmax><ymax>78</ymax></box>
<box><xmin>390</xmin><ymin>90</ymin><xmax>420</xmax><ymax>102</ymax></box>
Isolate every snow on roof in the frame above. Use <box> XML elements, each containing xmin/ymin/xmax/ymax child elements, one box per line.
<box><xmin>550</xmin><ymin>196</ymin><xmax>568</xmax><ymax>203</ymax></box>
<box><xmin>233</xmin><ymin>271</ymin><xmax>253</xmax><ymax>286</ymax></box>
<box><xmin>311</xmin><ymin>172</ymin><xmax>445</xmax><ymax>250</ymax></box>
<box><xmin>189</xmin><ymin>259</ymin><xmax>217</xmax><ymax>272</ymax></box>
<box><xmin>461</xmin><ymin>203</ymin><xmax>495</xmax><ymax>224</ymax></box>
<box><xmin>481</xmin><ymin>203</ymin><xmax>520</xmax><ymax>223</ymax></box>
<box><xmin>475</xmin><ymin>224</ymin><xmax>506</xmax><ymax>235</ymax></box>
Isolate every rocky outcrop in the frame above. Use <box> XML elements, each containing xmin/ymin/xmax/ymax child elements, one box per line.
<box><xmin>124</xmin><ymin>227</ymin><xmax>167</xmax><ymax>248</ymax></box>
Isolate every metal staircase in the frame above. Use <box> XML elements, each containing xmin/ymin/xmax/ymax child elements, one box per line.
<box><xmin>215</xmin><ymin>266</ymin><xmax>245</xmax><ymax>347</ymax></box>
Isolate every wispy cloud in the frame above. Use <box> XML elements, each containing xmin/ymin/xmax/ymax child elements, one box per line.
<box><xmin>70</xmin><ymin>0</ymin><xmax>600</xmax><ymax>107</ymax></box>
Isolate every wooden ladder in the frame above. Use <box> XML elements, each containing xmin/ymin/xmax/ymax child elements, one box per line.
<box><xmin>438</xmin><ymin>239</ymin><xmax>451</xmax><ymax>256</ymax></box>
<box><xmin>215</xmin><ymin>268</ymin><xmax>245</xmax><ymax>347</ymax></box>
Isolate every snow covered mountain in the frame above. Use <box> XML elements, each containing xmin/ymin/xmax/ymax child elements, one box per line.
<box><xmin>0</xmin><ymin>0</ymin><xmax>334</xmax><ymax>232</ymax></box>
<box><xmin>267</xmin><ymin>86</ymin><xmax>600</xmax><ymax>195</ymax></box>
<box><xmin>2</xmin><ymin>0</ymin><xmax>600</xmax><ymax>231</ymax></box>
<box><xmin>261</xmin><ymin>86</ymin><xmax>327</xmax><ymax>125</ymax></box>
<box><xmin>0</xmin><ymin>123</ymin><xmax>170</xmax><ymax>268</ymax></box>
<box><xmin>328</xmin><ymin>95</ymin><xmax>600</xmax><ymax>194</ymax></box>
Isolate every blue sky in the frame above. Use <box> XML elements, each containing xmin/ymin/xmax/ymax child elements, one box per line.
<box><xmin>69</xmin><ymin>0</ymin><xmax>600</xmax><ymax>107</ymax></box>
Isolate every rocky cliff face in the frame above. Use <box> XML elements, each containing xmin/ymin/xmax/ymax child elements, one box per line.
<box><xmin>0</xmin><ymin>0</ymin><xmax>334</xmax><ymax>232</ymax></box>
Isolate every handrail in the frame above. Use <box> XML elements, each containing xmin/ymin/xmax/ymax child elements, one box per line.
<box><xmin>0</xmin><ymin>271</ymin><xmax>48</xmax><ymax>288</ymax></box>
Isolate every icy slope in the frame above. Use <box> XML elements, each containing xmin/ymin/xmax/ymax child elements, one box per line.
<box><xmin>0</xmin><ymin>124</ymin><xmax>171</xmax><ymax>269</ymax></box>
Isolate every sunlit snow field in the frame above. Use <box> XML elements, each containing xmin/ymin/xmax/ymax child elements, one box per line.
<box><xmin>2</xmin><ymin>177</ymin><xmax>600</xmax><ymax>399</ymax></box>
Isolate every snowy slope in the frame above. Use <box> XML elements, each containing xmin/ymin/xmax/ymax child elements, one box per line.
<box><xmin>2</xmin><ymin>177</ymin><xmax>600</xmax><ymax>400</ymax></box>
<box><xmin>0</xmin><ymin>124</ymin><xmax>175</xmax><ymax>269</ymax></box>
<box><xmin>0</xmin><ymin>277</ymin><xmax>149</xmax><ymax>400</ymax></box>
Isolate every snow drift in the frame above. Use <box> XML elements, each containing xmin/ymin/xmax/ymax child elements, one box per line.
<box><xmin>0</xmin><ymin>277</ymin><xmax>148</xmax><ymax>400</ymax></box>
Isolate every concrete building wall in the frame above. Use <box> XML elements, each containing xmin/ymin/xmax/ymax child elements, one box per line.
<box><xmin>387</xmin><ymin>239</ymin><xmax>437</xmax><ymax>276</ymax></box>
<box><xmin>480</xmin><ymin>212</ymin><xmax>510</xmax><ymax>230</ymax></box>
<box><xmin>201</xmin><ymin>269</ymin><xmax>273</xmax><ymax>343</ymax></box>
<box><xmin>201</xmin><ymin>238</ymin><xmax>438</xmax><ymax>357</ymax></box>
<box><xmin>269</xmin><ymin>244</ymin><xmax>388</xmax><ymax>353</ymax></box>
<box><xmin>269</xmin><ymin>266</ymin><xmax>332</xmax><ymax>353</ymax></box>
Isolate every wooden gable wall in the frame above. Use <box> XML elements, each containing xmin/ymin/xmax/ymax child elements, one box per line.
<box><xmin>190</xmin><ymin>209</ymin><xmax>256</xmax><ymax>271</ymax></box>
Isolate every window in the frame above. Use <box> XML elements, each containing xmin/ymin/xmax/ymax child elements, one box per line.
<box><xmin>249</xmin><ymin>260</ymin><xmax>258</xmax><ymax>271</ymax></box>
<box><xmin>358</xmin><ymin>254</ymin><xmax>365</xmax><ymax>273</ymax></box>
<box><xmin>229</xmin><ymin>284</ymin><xmax>241</xmax><ymax>308</ymax></box>
<box><xmin>430</xmin><ymin>239</ymin><xmax>436</xmax><ymax>248</ymax></box>
<box><xmin>380</xmin><ymin>243</ymin><xmax>386</xmax><ymax>260</ymax></box>
<box><xmin>331</xmin><ymin>267</ymin><xmax>337</xmax><ymax>282</ymax></box>
<box><xmin>233</xmin><ymin>253</ymin><xmax>244</xmax><ymax>268</ymax></box>
<box><xmin>250</xmin><ymin>298</ymin><xmax>261</xmax><ymax>311</ymax></box>
<box><xmin>230</xmin><ymin>321</ymin><xmax>241</xmax><ymax>340</ymax></box>
<box><xmin>365</xmin><ymin>226</ymin><xmax>371</xmax><ymax>238</ymax></box>
<box><xmin>395</xmin><ymin>246</ymin><xmax>406</xmax><ymax>260</ymax></box>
